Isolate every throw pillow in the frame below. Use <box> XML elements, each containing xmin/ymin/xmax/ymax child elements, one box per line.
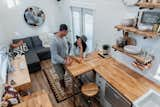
<box><xmin>13</xmin><ymin>43</ymin><xmax>28</xmax><ymax>55</ymax></box>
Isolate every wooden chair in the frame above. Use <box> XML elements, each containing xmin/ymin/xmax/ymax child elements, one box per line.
<box><xmin>81</xmin><ymin>83</ymin><xmax>99</xmax><ymax>107</ymax></box>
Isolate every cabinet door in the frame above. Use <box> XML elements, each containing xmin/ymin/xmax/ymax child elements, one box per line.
<box><xmin>105</xmin><ymin>82</ymin><xmax>114</xmax><ymax>104</ymax></box>
<box><xmin>111</xmin><ymin>88</ymin><xmax>131</xmax><ymax>107</ymax></box>
<box><xmin>105</xmin><ymin>82</ymin><xmax>132</xmax><ymax>107</ymax></box>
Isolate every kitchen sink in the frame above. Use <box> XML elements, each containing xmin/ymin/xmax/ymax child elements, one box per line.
<box><xmin>133</xmin><ymin>89</ymin><xmax>160</xmax><ymax>107</ymax></box>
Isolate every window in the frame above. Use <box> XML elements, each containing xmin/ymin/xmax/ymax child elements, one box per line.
<box><xmin>71</xmin><ymin>7</ymin><xmax>94</xmax><ymax>52</ymax></box>
<box><xmin>6</xmin><ymin>0</ymin><xmax>20</xmax><ymax>8</ymax></box>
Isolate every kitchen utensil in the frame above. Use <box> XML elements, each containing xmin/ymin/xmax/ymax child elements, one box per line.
<box><xmin>116</xmin><ymin>37</ymin><xmax>127</xmax><ymax>48</ymax></box>
<box><xmin>124</xmin><ymin>45</ymin><xmax>141</xmax><ymax>54</ymax></box>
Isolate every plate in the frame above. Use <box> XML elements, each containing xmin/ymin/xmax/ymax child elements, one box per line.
<box><xmin>124</xmin><ymin>45</ymin><xmax>141</xmax><ymax>54</ymax></box>
<box><xmin>122</xmin><ymin>0</ymin><xmax>139</xmax><ymax>6</ymax></box>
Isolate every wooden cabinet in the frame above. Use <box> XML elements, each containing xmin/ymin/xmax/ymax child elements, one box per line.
<box><xmin>105</xmin><ymin>82</ymin><xmax>132</xmax><ymax>107</ymax></box>
<box><xmin>96</xmin><ymin>73</ymin><xmax>112</xmax><ymax>107</ymax></box>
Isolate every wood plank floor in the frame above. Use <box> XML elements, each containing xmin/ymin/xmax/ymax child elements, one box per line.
<box><xmin>30</xmin><ymin>60</ymin><xmax>101</xmax><ymax>107</ymax></box>
<box><xmin>30</xmin><ymin>60</ymin><xmax>74</xmax><ymax>107</ymax></box>
<box><xmin>30</xmin><ymin>70</ymin><xmax>75</xmax><ymax>107</ymax></box>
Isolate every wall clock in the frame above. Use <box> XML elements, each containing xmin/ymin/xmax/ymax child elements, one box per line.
<box><xmin>122</xmin><ymin>0</ymin><xmax>140</xmax><ymax>6</ymax></box>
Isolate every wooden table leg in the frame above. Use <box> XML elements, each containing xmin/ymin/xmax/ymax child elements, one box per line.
<box><xmin>72</xmin><ymin>76</ymin><xmax>76</xmax><ymax>107</ymax></box>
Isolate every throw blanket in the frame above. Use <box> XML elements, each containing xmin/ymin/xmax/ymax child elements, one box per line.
<box><xmin>0</xmin><ymin>48</ymin><xmax>9</xmax><ymax>104</ymax></box>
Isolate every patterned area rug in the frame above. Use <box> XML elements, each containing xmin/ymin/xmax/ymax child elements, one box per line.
<box><xmin>43</xmin><ymin>65</ymin><xmax>80</xmax><ymax>103</ymax></box>
<box><xmin>41</xmin><ymin>60</ymin><xmax>101</xmax><ymax>107</ymax></box>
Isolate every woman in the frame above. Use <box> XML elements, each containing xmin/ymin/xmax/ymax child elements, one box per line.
<box><xmin>73</xmin><ymin>35</ymin><xmax>93</xmax><ymax>84</ymax></box>
<box><xmin>73</xmin><ymin>35</ymin><xmax>88</xmax><ymax>58</ymax></box>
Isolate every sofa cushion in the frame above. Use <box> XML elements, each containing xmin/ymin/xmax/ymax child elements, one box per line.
<box><xmin>25</xmin><ymin>50</ymin><xmax>41</xmax><ymax>73</ymax></box>
<box><xmin>35</xmin><ymin>47</ymin><xmax>50</xmax><ymax>54</ymax></box>
<box><xmin>13</xmin><ymin>37</ymin><xmax>33</xmax><ymax>49</ymax></box>
<box><xmin>31</xmin><ymin>36</ymin><xmax>43</xmax><ymax>48</ymax></box>
<box><xmin>25</xmin><ymin>50</ymin><xmax>40</xmax><ymax>65</ymax></box>
<box><xmin>35</xmin><ymin>47</ymin><xmax>51</xmax><ymax>60</ymax></box>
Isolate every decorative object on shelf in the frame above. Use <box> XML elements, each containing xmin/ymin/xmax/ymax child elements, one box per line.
<box><xmin>102</xmin><ymin>44</ymin><xmax>110</xmax><ymax>55</ymax></box>
<box><xmin>132</xmin><ymin>61</ymin><xmax>152</xmax><ymax>71</ymax></box>
<box><xmin>152</xmin><ymin>24</ymin><xmax>159</xmax><ymax>32</ymax></box>
<box><xmin>116</xmin><ymin>37</ymin><xmax>127</xmax><ymax>48</ymax></box>
<box><xmin>152</xmin><ymin>17</ymin><xmax>160</xmax><ymax>32</ymax></box>
<box><xmin>121</xmin><ymin>0</ymin><xmax>140</xmax><ymax>6</ymax></box>
<box><xmin>121</xmin><ymin>18</ymin><xmax>136</xmax><ymax>27</ymax></box>
<box><xmin>138</xmin><ymin>10</ymin><xmax>160</xmax><ymax>31</ymax></box>
<box><xmin>112</xmin><ymin>45</ymin><xmax>154</xmax><ymax>65</ymax></box>
<box><xmin>152</xmin><ymin>0</ymin><xmax>160</xmax><ymax>3</ymax></box>
<box><xmin>124</xmin><ymin>45</ymin><xmax>141</xmax><ymax>54</ymax></box>
<box><xmin>139</xmin><ymin>49</ymin><xmax>154</xmax><ymax>64</ymax></box>
<box><xmin>24</xmin><ymin>6</ymin><xmax>45</xmax><ymax>27</ymax></box>
<box><xmin>139</xmin><ymin>0</ymin><xmax>147</xmax><ymax>3</ymax></box>
<box><xmin>138</xmin><ymin>24</ymin><xmax>153</xmax><ymax>31</ymax></box>
<box><xmin>116</xmin><ymin>35</ymin><xmax>137</xmax><ymax>48</ymax></box>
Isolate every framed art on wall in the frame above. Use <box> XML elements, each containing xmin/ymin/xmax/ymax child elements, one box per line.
<box><xmin>24</xmin><ymin>6</ymin><xmax>46</xmax><ymax>27</ymax></box>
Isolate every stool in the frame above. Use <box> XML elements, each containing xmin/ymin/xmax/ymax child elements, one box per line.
<box><xmin>81</xmin><ymin>83</ymin><xmax>99</xmax><ymax>107</ymax></box>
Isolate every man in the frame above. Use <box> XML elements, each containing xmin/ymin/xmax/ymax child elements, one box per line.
<box><xmin>50</xmin><ymin>24</ymin><xmax>72</xmax><ymax>89</ymax></box>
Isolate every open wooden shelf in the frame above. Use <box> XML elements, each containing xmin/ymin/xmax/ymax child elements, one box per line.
<box><xmin>112</xmin><ymin>45</ymin><xmax>146</xmax><ymax>64</ymax></box>
<box><xmin>115</xmin><ymin>25</ymin><xmax>159</xmax><ymax>38</ymax></box>
<box><xmin>136</xmin><ymin>2</ymin><xmax>160</xmax><ymax>8</ymax></box>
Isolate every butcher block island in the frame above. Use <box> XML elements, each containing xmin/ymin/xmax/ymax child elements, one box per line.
<box><xmin>66</xmin><ymin>52</ymin><xmax>160</xmax><ymax>106</ymax></box>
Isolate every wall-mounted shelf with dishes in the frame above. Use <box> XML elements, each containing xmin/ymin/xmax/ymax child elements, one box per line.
<box><xmin>115</xmin><ymin>25</ymin><xmax>160</xmax><ymax>38</ymax></box>
<box><xmin>136</xmin><ymin>2</ymin><xmax>160</xmax><ymax>8</ymax></box>
<box><xmin>112</xmin><ymin>45</ymin><xmax>153</xmax><ymax>71</ymax></box>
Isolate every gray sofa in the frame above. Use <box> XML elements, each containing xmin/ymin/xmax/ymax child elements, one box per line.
<box><xmin>13</xmin><ymin>36</ymin><xmax>51</xmax><ymax>73</ymax></box>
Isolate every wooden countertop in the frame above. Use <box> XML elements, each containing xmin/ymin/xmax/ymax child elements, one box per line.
<box><xmin>66</xmin><ymin>52</ymin><xmax>106</xmax><ymax>77</ymax></box>
<box><xmin>66</xmin><ymin>52</ymin><xmax>160</xmax><ymax>102</ymax></box>
<box><xmin>95</xmin><ymin>58</ymin><xmax>160</xmax><ymax>102</ymax></box>
<box><xmin>14</xmin><ymin>90</ymin><xmax>52</xmax><ymax>107</ymax></box>
<box><xmin>8</xmin><ymin>55</ymin><xmax>31</xmax><ymax>91</ymax></box>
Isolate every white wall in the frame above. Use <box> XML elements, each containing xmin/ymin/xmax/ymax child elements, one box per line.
<box><xmin>60</xmin><ymin>0</ymin><xmax>160</xmax><ymax>84</ymax></box>
<box><xmin>0</xmin><ymin>25</ymin><xmax>9</xmax><ymax>47</ymax></box>
<box><xmin>0</xmin><ymin>0</ymin><xmax>62</xmax><ymax>46</ymax></box>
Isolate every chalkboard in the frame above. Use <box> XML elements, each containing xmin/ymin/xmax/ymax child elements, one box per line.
<box><xmin>141</xmin><ymin>11</ymin><xmax>160</xmax><ymax>25</ymax></box>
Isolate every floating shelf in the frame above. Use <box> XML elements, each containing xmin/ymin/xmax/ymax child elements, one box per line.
<box><xmin>115</xmin><ymin>25</ymin><xmax>159</xmax><ymax>38</ymax></box>
<box><xmin>136</xmin><ymin>2</ymin><xmax>160</xmax><ymax>8</ymax></box>
<box><xmin>112</xmin><ymin>45</ymin><xmax>147</xmax><ymax>64</ymax></box>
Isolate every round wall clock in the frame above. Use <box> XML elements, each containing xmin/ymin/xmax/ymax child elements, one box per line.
<box><xmin>122</xmin><ymin>0</ymin><xmax>140</xmax><ymax>6</ymax></box>
<box><xmin>24</xmin><ymin>6</ymin><xmax>45</xmax><ymax>27</ymax></box>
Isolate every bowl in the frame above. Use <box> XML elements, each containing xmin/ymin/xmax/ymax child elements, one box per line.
<box><xmin>124</xmin><ymin>45</ymin><xmax>141</xmax><ymax>54</ymax></box>
<box><xmin>138</xmin><ymin>24</ymin><xmax>153</xmax><ymax>31</ymax></box>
